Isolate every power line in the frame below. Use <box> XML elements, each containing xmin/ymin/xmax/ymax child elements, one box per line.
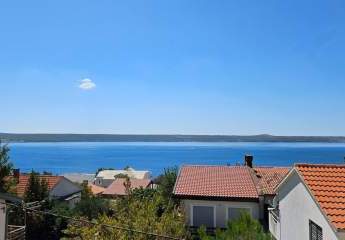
<box><xmin>2</xmin><ymin>202</ymin><xmax>185</xmax><ymax>240</ymax></box>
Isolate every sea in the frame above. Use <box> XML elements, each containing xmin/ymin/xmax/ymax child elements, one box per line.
<box><xmin>7</xmin><ymin>142</ymin><xmax>345</xmax><ymax>176</ymax></box>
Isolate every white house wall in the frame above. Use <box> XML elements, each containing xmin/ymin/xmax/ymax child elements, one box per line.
<box><xmin>49</xmin><ymin>178</ymin><xmax>81</xmax><ymax>199</ymax></box>
<box><xmin>276</xmin><ymin>171</ymin><xmax>339</xmax><ymax>240</ymax></box>
<box><xmin>182</xmin><ymin>199</ymin><xmax>259</xmax><ymax>228</ymax></box>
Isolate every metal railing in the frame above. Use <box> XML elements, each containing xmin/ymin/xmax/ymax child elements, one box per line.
<box><xmin>268</xmin><ymin>209</ymin><xmax>279</xmax><ymax>239</ymax></box>
<box><xmin>7</xmin><ymin>225</ymin><xmax>26</xmax><ymax>240</ymax></box>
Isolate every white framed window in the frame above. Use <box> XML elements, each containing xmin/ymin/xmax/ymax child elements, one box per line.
<box><xmin>226</xmin><ymin>207</ymin><xmax>251</xmax><ymax>222</ymax></box>
<box><xmin>191</xmin><ymin>205</ymin><xmax>216</xmax><ymax>228</ymax></box>
<box><xmin>309</xmin><ymin>220</ymin><xmax>323</xmax><ymax>240</ymax></box>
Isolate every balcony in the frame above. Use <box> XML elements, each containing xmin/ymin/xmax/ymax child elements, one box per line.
<box><xmin>7</xmin><ymin>225</ymin><xmax>26</xmax><ymax>240</ymax></box>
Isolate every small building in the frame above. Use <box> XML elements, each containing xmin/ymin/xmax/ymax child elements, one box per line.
<box><xmin>173</xmin><ymin>156</ymin><xmax>289</xmax><ymax>231</ymax></box>
<box><xmin>102</xmin><ymin>178</ymin><xmax>153</xmax><ymax>198</ymax></box>
<box><xmin>13</xmin><ymin>172</ymin><xmax>82</xmax><ymax>207</ymax></box>
<box><xmin>0</xmin><ymin>192</ymin><xmax>24</xmax><ymax>240</ymax></box>
<box><xmin>94</xmin><ymin>168</ymin><xmax>151</xmax><ymax>188</ymax></box>
<box><xmin>62</xmin><ymin>173</ymin><xmax>95</xmax><ymax>184</ymax></box>
<box><xmin>269</xmin><ymin>164</ymin><xmax>345</xmax><ymax>240</ymax></box>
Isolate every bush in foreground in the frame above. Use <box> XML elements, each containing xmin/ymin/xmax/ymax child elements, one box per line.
<box><xmin>63</xmin><ymin>179</ymin><xmax>188</xmax><ymax>240</ymax></box>
<box><xmin>198</xmin><ymin>212</ymin><xmax>272</xmax><ymax>240</ymax></box>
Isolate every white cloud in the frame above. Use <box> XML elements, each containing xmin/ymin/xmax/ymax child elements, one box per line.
<box><xmin>79</xmin><ymin>78</ymin><xmax>96</xmax><ymax>90</ymax></box>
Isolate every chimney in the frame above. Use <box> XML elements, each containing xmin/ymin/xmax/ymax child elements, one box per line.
<box><xmin>13</xmin><ymin>168</ymin><xmax>20</xmax><ymax>181</ymax></box>
<box><xmin>244</xmin><ymin>155</ymin><xmax>253</xmax><ymax>168</ymax></box>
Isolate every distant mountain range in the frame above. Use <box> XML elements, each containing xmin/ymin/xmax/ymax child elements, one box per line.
<box><xmin>1</xmin><ymin>133</ymin><xmax>345</xmax><ymax>143</ymax></box>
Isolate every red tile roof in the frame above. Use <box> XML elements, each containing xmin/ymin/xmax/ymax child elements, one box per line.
<box><xmin>102</xmin><ymin>178</ymin><xmax>152</xmax><ymax>196</ymax></box>
<box><xmin>253</xmin><ymin>167</ymin><xmax>290</xmax><ymax>195</ymax></box>
<box><xmin>14</xmin><ymin>175</ymin><xmax>62</xmax><ymax>197</ymax></box>
<box><xmin>88</xmin><ymin>183</ymin><xmax>105</xmax><ymax>195</ymax></box>
<box><xmin>173</xmin><ymin>166</ymin><xmax>259</xmax><ymax>199</ymax></box>
<box><xmin>296</xmin><ymin>164</ymin><xmax>345</xmax><ymax>230</ymax></box>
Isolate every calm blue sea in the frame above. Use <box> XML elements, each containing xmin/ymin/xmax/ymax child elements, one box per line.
<box><xmin>8</xmin><ymin>142</ymin><xmax>345</xmax><ymax>176</ymax></box>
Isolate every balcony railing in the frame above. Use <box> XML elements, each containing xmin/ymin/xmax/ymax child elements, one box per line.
<box><xmin>268</xmin><ymin>209</ymin><xmax>279</xmax><ymax>240</ymax></box>
<box><xmin>7</xmin><ymin>225</ymin><xmax>26</xmax><ymax>240</ymax></box>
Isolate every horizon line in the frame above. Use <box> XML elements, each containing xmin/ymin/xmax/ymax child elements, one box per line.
<box><xmin>1</xmin><ymin>132</ymin><xmax>345</xmax><ymax>138</ymax></box>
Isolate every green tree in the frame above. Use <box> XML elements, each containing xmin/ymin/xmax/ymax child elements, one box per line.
<box><xmin>0</xmin><ymin>141</ymin><xmax>13</xmax><ymax>192</ymax></box>
<box><xmin>24</xmin><ymin>171</ymin><xmax>51</xmax><ymax>239</ymax></box>
<box><xmin>130</xmin><ymin>187</ymin><xmax>156</xmax><ymax>200</ymax></box>
<box><xmin>198</xmin><ymin>212</ymin><xmax>272</xmax><ymax>240</ymax></box>
<box><xmin>26</xmin><ymin>202</ymin><xmax>73</xmax><ymax>240</ymax></box>
<box><xmin>75</xmin><ymin>181</ymin><xmax>111</xmax><ymax>220</ymax></box>
<box><xmin>114</xmin><ymin>173</ymin><xmax>129</xmax><ymax>179</ymax></box>
<box><xmin>156</xmin><ymin>167</ymin><xmax>179</xmax><ymax>205</ymax></box>
<box><xmin>80</xmin><ymin>181</ymin><xmax>93</xmax><ymax>200</ymax></box>
<box><xmin>73</xmin><ymin>197</ymin><xmax>111</xmax><ymax>220</ymax></box>
<box><xmin>124</xmin><ymin>165</ymin><xmax>132</xmax><ymax>170</ymax></box>
<box><xmin>95</xmin><ymin>167</ymin><xmax>114</xmax><ymax>175</ymax></box>
<box><xmin>64</xmin><ymin>181</ymin><xmax>188</xmax><ymax>240</ymax></box>
<box><xmin>24</xmin><ymin>170</ymin><xmax>49</xmax><ymax>202</ymax></box>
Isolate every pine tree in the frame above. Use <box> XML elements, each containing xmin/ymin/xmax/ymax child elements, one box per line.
<box><xmin>80</xmin><ymin>181</ymin><xmax>93</xmax><ymax>200</ymax></box>
<box><xmin>24</xmin><ymin>171</ymin><xmax>49</xmax><ymax>202</ymax></box>
<box><xmin>156</xmin><ymin>167</ymin><xmax>179</xmax><ymax>205</ymax></box>
<box><xmin>0</xmin><ymin>141</ymin><xmax>13</xmax><ymax>192</ymax></box>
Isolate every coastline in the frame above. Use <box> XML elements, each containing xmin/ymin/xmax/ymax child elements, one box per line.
<box><xmin>2</xmin><ymin>133</ymin><xmax>345</xmax><ymax>143</ymax></box>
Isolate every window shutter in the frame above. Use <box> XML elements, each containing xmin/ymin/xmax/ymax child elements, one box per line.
<box><xmin>309</xmin><ymin>220</ymin><xmax>323</xmax><ymax>240</ymax></box>
<box><xmin>192</xmin><ymin>206</ymin><xmax>214</xmax><ymax>228</ymax></box>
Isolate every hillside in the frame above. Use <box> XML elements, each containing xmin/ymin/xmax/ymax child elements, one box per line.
<box><xmin>1</xmin><ymin>133</ymin><xmax>345</xmax><ymax>143</ymax></box>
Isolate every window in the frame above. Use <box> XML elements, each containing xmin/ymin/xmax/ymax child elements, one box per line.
<box><xmin>228</xmin><ymin>207</ymin><xmax>250</xmax><ymax>221</ymax></box>
<box><xmin>309</xmin><ymin>220</ymin><xmax>323</xmax><ymax>240</ymax></box>
<box><xmin>192</xmin><ymin>206</ymin><xmax>214</xmax><ymax>228</ymax></box>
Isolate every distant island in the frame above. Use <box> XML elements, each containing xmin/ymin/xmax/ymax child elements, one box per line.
<box><xmin>1</xmin><ymin>133</ymin><xmax>345</xmax><ymax>143</ymax></box>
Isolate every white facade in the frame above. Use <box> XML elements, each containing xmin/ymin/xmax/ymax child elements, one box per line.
<box><xmin>64</xmin><ymin>192</ymin><xmax>82</xmax><ymax>208</ymax></box>
<box><xmin>182</xmin><ymin>199</ymin><xmax>260</xmax><ymax>229</ymax></box>
<box><xmin>0</xmin><ymin>199</ymin><xmax>6</xmax><ymax>240</ymax></box>
<box><xmin>94</xmin><ymin>169</ymin><xmax>151</xmax><ymax>188</ymax></box>
<box><xmin>270</xmin><ymin>170</ymin><xmax>344</xmax><ymax>240</ymax></box>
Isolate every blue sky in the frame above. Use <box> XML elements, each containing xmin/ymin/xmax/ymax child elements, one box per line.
<box><xmin>1</xmin><ymin>0</ymin><xmax>345</xmax><ymax>135</ymax></box>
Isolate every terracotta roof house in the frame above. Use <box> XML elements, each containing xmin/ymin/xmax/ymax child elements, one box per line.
<box><xmin>173</xmin><ymin>155</ymin><xmax>289</xmax><ymax>230</ymax></box>
<box><xmin>10</xmin><ymin>170</ymin><xmax>82</xmax><ymax>207</ymax></box>
<box><xmin>269</xmin><ymin>164</ymin><xmax>345</xmax><ymax>240</ymax></box>
<box><xmin>252</xmin><ymin>167</ymin><xmax>291</xmax><ymax>196</ymax></box>
<box><xmin>102</xmin><ymin>178</ymin><xmax>153</xmax><ymax>198</ymax></box>
<box><xmin>15</xmin><ymin>175</ymin><xmax>62</xmax><ymax>197</ymax></box>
